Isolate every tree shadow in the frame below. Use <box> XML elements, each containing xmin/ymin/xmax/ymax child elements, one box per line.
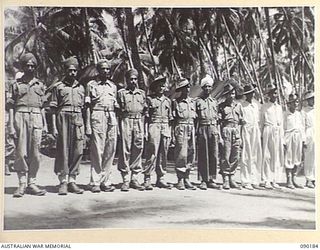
<box><xmin>226</xmin><ymin>190</ymin><xmax>315</xmax><ymax>204</ymax></box>
<box><xmin>164</xmin><ymin>217</ymin><xmax>316</xmax><ymax>230</ymax></box>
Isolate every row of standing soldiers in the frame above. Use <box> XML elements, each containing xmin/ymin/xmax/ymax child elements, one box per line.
<box><xmin>6</xmin><ymin>53</ymin><xmax>315</xmax><ymax>197</ymax></box>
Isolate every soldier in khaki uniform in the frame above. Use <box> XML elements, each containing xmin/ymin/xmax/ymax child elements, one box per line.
<box><xmin>173</xmin><ymin>78</ymin><xmax>197</xmax><ymax>190</ymax></box>
<box><xmin>143</xmin><ymin>76</ymin><xmax>173</xmax><ymax>190</ymax></box>
<box><xmin>117</xmin><ymin>69</ymin><xmax>146</xmax><ymax>191</ymax></box>
<box><xmin>7</xmin><ymin>53</ymin><xmax>47</xmax><ymax>197</ymax></box>
<box><xmin>195</xmin><ymin>76</ymin><xmax>221</xmax><ymax>190</ymax></box>
<box><xmin>85</xmin><ymin>59</ymin><xmax>118</xmax><ymax>193</ymax></box>
<box><xmin>219</xmin><ymin>81</ymin><xmax>245</xmax><ymax>190</ymax></box>
<box><xmin>50</xmin><ymin>57</ymin><xmax>85</xmax><ymax>195</ymax></box>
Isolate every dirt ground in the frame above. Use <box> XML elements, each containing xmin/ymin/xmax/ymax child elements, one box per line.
<box><xmin>3</xmin><ymin>154</ymin><xmax>315</xmax><ymax>231</ymax></box>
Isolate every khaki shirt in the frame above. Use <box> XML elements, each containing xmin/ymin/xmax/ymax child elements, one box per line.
<box><xmin>196</xmin><ymin>96</ymin><xmax>219</xmax><ymax>125</ymax></box>
<box><xmin>85</xmin><ymin>78</ymin><xmax>119</xmax><ymax>110</ymax></box>
<box><xmin>173</xmin><ymin>97</ymin><xmax>196</xmax><ymax>123</ymax></box>
<box><xmin>219</xmin><ymin>101</ymin><xmax>243</xmax><ymax>125</ymax></box>
<box><xmin>50</xmin><ymin>80</ymin><xmax>85</xmax><ymax>109</ymax></box>
<box><xmin>118</xmin><ymin>88</ymin><xmax>147</xmax><ymax>117</ymax></box>
<box><xmin>147</xmin><ymin>95</ymin><xmax>173</xmax><ymax>123</ymax></box>
<box><xmin>8</xmin><ymin>77</ymin><xmax>46</xmax><ymax>108</ymax></box>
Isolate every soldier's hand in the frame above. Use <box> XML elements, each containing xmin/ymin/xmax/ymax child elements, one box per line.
<box><xmin>144</xmin><ymin>133</ymin><xmax>149</xmax><ymax>141</ymax></box>
<box><xmin>283</xmin><ymin>144</ymin><xmax>287</xmax><ymax>151</ymax></box>
<box><xmin>52</xmin><ymin>128</ymin><xmax>58</xmax><ymax>138</ymax></box>
<box><xmin>239</xmin><ymin>120</ymin><xmax>246</xmax><ymax>126</ymax></box>
<box><xmin>86</xmin><ymin>127</ymin><xmax>92</xmax><ymax>136</ymax></box>
<box><xmin>169</xmin><ymin>138</ymin><xmax>175</xmax><ymax>148</ymax></box>
<box><xmin>8</xmin><ymin>126</ymin><xmax>16</xmax><ymax>138</ymax></box>
<box><xmin>42</xmin><ymin>125</ymin><xmax>48</xmax><ymax>134</ymax></box>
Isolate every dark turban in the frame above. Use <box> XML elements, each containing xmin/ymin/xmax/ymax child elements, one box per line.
<box><xmin>20</xmin><ymin>53</ymin><xmax>37</xmax><ymax>66</ymax></box>
<box><xmin>97</xmin><ymin>59</ymin><xmax>110</xmax><ymax>69</ymax></box>
<box><xmin>63</xmin><ymin>56</ymin><xmax>79</xmax><ymax>69</ymax></box>
<box><xmin>125</xmin><ymin>68</ymin><xmax>138</xmax><ymax>79</ymax></box>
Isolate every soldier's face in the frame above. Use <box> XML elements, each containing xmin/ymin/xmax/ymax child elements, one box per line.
<box><xmin>269</xmin><ymin>89</ymin><xmax>278</xmax><ymax>102</ymax></box>
<box><xmin>67</xmin><ymin>66</ymin><xmax>77</xmax><ymax>79</ymax></box>
<box><xmin>98</xmin><ymin>63</ymin><xmax>111</xmax><ymax>79</ymax></box>
<box><xmin>23</xmin><ymin>61</ymin><xmax>36</xmax><ymax>75</ymax></box>
<box><xmin>289</xmin><ymin>99</ymin><xmax>299</xmax><ymax>111</ymax></box>
<box><xmin>158</xmin><ymin>84</ymin><xmax>166</xmax><ymax>94</ymax></box>
<box><xmin>203</xmin><ymin>84</ymin><xmax>212</xmax><ymax>94</ymax></box>
<box><xmin>246</xmin><ymin>92</ymin><xmax>254</xmax><ymax>101</ymax></box>
<box><xmin>227</xmin><ymin>89</ymin><xmax>236</xmax><ymax>100</ymax></box>
<box><xmin>307</xmin><ymin>97</ymin><xmax>314</xmax><ymax>107</ymax></box>
<box><xmin>128</xmin><ymin>76</ymin><xmax>138</xmax><ymax>87</ymax></box>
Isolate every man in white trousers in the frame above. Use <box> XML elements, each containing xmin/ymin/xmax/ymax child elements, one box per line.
<box><xmin>302</xmin><ymin>91</ymin><xmax>315</xmax><ymax>188</ymax></box>
<box><xmin>240</xmin><ymin>84</ymin><xmax>264</xmax><ymax>190</ymax></box>
<box><xmin>260</xmin><ymin>84</ymin><xmax>285</xmax><ymax>189</ymax></box>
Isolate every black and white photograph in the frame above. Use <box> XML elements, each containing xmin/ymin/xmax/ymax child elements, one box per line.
<box><xmin>3</xmin><ymin>5</ymin><xmax>316</xmax><ymax>232</ymax></box>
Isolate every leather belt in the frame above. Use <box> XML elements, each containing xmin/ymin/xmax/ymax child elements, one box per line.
<box><xmin>122</xmin><ymin>113</ymin><xmax>142</xmax><ymax>119</ymax></box>
<box><xmin>15</xmin><ymin>106</ymin><xmax>41</xmax><ymax>113</ymax></box>
<box><xmin>60</xmin><ymin>106</ymin><xmax>82</xmax><ymax>113</ymax></box>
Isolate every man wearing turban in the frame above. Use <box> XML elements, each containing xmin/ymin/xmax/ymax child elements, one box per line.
<box><xmin>195</xmin><ymin>75</ymin><xmax>221</xmax><ymax>190</ymax></box>
<box><xmin>50</xmin><ymin>56</ymin><xmax>86</xmax><ymax>195</ymax></box>
<box><xmin>8</xmin><ymin>52</ymin><xmax>48</xmax><ymax>197</ymax></box>
<box><xmin>117</xmin><ymin>68</ymin><xmax>147</xmax><ymax>191</ymax></box>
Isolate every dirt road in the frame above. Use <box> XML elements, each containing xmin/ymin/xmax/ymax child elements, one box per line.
<box><xmin>3</xmin><ymin>154</ymin><xmax>315</xmax><ymax>230</ymax></box>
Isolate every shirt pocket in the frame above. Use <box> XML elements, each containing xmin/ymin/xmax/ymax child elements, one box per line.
<box><xmin>177</xmin><ymin>105</ymin><xmax>187</xmax><ymax>118</ymax></box>
<box><xmin>75</xmin><ymin>89</ymin><xmax>85</xmax><ymax>105</ymax></box>
<box><xmin>33</xmin><ymin>87</ymin><xmax>45</xmax><ymax>105</ymax></box>
<box><xmin>136</xmin><ymin>97</ymin><xmax>145</xmax><ymax>111</ymax></box>
<box><xmin>190</xmin><ymin>105</ymin><xmax>196</xmax><ymax>119</ymax></box>
<box><xmin>17</xmin><ymin>84</ymin><xmax>28</xmax><ymax>96</ymax></box>
<box><xmin>199</xmin><ymin>106</ymin><xmax>208</xmax><ymax>119</ymax></box>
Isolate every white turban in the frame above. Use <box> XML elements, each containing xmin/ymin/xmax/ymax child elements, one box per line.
<box><xmin>200</xmin><ymin>75</ymin><xmax>214</xmax><ymax>88</ymax></box>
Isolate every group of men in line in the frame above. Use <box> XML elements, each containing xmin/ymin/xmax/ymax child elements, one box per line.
<box><xmin>5</xmin><ymin>53</ymin><xmax>315</xmax><ymax>198</ymax></box>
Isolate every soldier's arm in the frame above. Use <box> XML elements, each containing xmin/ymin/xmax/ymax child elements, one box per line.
<box><xmin>49</xmin><ymin>85</ymin><xmax>59</xmax><ymax>137</ymax></box>
<box><xmin>41</xmin><ymin>83</ymin><xmax>48</xmax><ymax>133</ymax></box>
<box><xmin>85</xmin><ymin>82</ymin><xmax>92</xmax><ymax>135</ymax></box>
<box><xmin>7</xmin><ymin>83</ymin><xmax>16</xmax><ymax>137</ymax></box>
<box><xmin>144</xmin><ymin>96</ymin><xmax>150</xmax><ymax>141</ymax></box>
<box><xmin>41</xmin><ymin>109</ymin><xmax>48</xmax><ymax>133</ymax></box>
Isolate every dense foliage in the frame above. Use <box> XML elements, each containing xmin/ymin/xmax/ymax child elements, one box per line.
<box><xmin>4</xmin><ymin>7</ymin><xmax>314</xmax><ymax>101</ymax></box>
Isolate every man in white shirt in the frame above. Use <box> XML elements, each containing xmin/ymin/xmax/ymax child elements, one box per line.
<box><xmin>302</xmin><ymin>91</ymin><xmax>315</xmax><ymax>188</ymax></box>
<box><xmin>260</xmin><ymin>84</ymin><xmax>284</xmax><ymax>189</ymax></box>
<box><xmin>239</xmin><ymin>84</ymin><xmax>263</xmax><ymax>190</ymax></box>
<box><xmin>284</xmin><ymin>94</ymin><xmax>304</xmax><ymax>189</ymax></box>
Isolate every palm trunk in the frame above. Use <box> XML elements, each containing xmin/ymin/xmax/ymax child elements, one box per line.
<box><xmin>199</xmin><ymin>37</ymin><xmax>218</xmax><ymax>80</ymax></box>
<box><xmin>255</xmin><ymin>8</ymin><xmax>273</xmax><ymax>91</ymax></box>
<box><xmin>194</xmin><ymin>10</ymin><xmax>205</xmax><ymax>78</ymax></box>
<box><xmin>265</xmin><ymin>7</ymin><xmax>283</xmax><ymax>106</ymax></box>
<box><xmin>301</xmin><ymin>6</ymin><xmax>305</xmax><ymax>97</ymax></box>
<box><xmin>222</xmin><ymin>15</ymin><xmax>255</xmax><ymax>86</ymax></box>
<box><xmin>83</xmin><ymin>8</ymin><xmax>96</xmax><ymax>65</ymax></box>
<box><xmin>222</xmin><ymin>36</ymin><xmax>230</xmax><ymax>79</ymax></box>
<box><xmin>116</xmin><ymin>8</ymin><xmax>133</xmax><ymax>69</ymax></box>
<box><xmin>125</xmin><ymin>8</ymin><xmax>145</xmax><ymax>89</ymax></box>
<box><xmin>206</xmin><ymin>12</ymin><xmax>220</xmax><ymax>80</ymax></box>
<box><xmin>141</xmin><ymin>10</ymin><xmax>158</xmax><ymax>74</ymax></box>
<box><xmin>244</xmin><ymin>36</ymin><xmax>264</xmax><ymax>103</ymax></box>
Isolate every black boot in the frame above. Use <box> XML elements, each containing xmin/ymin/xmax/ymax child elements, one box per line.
<box><xmin>222</xmin><ymin>175</ymin><xmax>230</xmax><ymax>190</ymax></box>
<box><xmin>286</xmin><ymin>169</ymin><xmax>294</xmax><ymax>189</ymax></box>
